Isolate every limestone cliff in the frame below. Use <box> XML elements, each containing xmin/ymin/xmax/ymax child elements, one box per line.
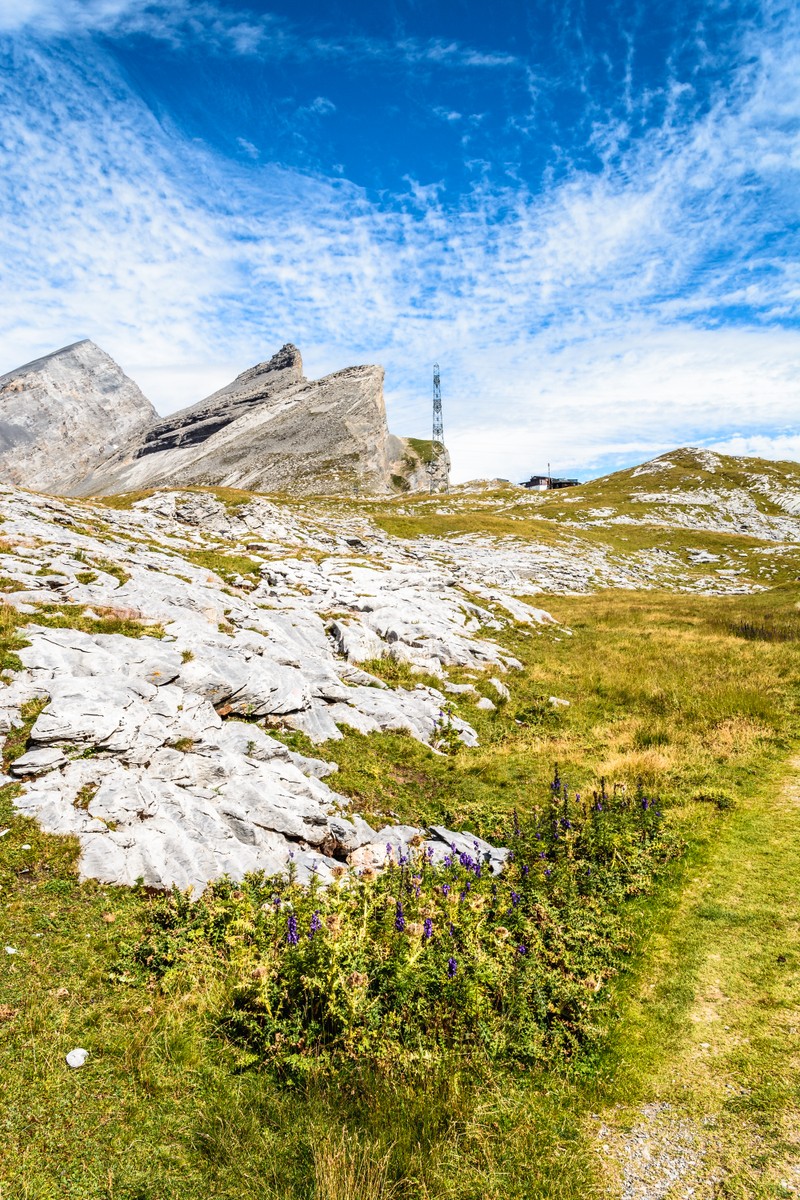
<box><xmin>0</xmin><ymin>339</ymin><xmax>436</xmax><ymax>497</ymax></box>
<box><xmin>76</xmin><ymin>344</ymin><xmax>423</xmax><ymax>496</ymax></box>
<box><xmin>0</xmin><ymin>340</ymin><xmax>157</xmax><ymax>493</ymax></box>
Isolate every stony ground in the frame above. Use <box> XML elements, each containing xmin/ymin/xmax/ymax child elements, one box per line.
<box><xmin>0</xmin><ymin>485</ymin><xmax>549</xmax><ymax>890</ymax></box>
<box><xmin>2</xmin><ymin>454</ymin><xmax>798</xmax><ymax>896</ymax></box>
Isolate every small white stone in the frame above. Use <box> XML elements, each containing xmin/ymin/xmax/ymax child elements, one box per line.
<box><xmin>21</xmin><ymin>844</ymin><xmax>31</xmax><ymax>850</ymax></box>
<box><xmin>66</xmin><ymin>1048</ymin><xmax>89</xmax><ymax>1069</ymax></box>
<box><xmin>4</xmin><ymin>945</ymin><xmax>17</xmax><ymax>954</ymax></box>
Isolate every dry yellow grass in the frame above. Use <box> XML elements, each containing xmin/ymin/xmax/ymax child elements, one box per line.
<box><xmin>313</xmin><ymin>1130</ymin><xmax>399</xmax><ymax>1200</ymax></box>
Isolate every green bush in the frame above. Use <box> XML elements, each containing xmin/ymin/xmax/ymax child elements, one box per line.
<box><xmin>132</xmin><ymin>772</ymin><xmax>685</xmax><ymax>1079</ymax></box>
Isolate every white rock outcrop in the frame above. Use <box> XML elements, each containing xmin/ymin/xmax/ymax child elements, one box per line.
<box><xmin>0</xmin><ymin>485</ymin><xmax>539</xmax><ymax>890</ymax></box>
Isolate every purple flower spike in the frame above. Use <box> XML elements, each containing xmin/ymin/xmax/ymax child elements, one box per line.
<box><xmin>447</xmin><ymin>957</ymin><xmax>458</xmax><ymax>978</ymax></box>
<box><xmin>286</xmin><ymin>914</ymin><xmax>299</xmax><ymax>946</ymax></box>
<box><xmin>443</xmin><ymin>854</ymin><xmax>453</xmax><ymax>868</ymax></box>
<box><xmin>510</xmin><ymin>891</ymin><xmax>520</xmax><ymax>907</ymax></box>
<box><xmin>441</xmin><ymin>883</ymin><xmax>450</xmax><ymax>897</ymax></box>
<box><xmin>394</xmin><ymin>902</ymin><xmax>406</xmax><ymax>933</ymax></box>
<box><xmin>423</xmin><ymin>917</ymin><xmax>433</xmax><ymax>940</ymax></box>
<box><xmin>517</xmin><ymin>944</ymin><xmax>528</xmax><ymax>956</ymax></box>
<box><xmin>386</xmin><ymin>842</ymin><xmax>394</xmax><ymax>857</ymax></box>
<box><xmin>545</xmin><ymin>868</ymin><xmax>552</xmax><ymax>878</ymax></box>
<box><xmin>309</xmin><ymin>910</ymin><xmax>322</xmax><ymax>938</ymax></box>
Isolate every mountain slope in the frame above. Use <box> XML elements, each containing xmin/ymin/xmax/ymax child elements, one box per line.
<box><xmin>0</xmin><ymin>340</ymin><xmax>157</xmax><ymax>493</ymax></box>
<box><xmin>74</xmin><ymin>344</ymin><xmax>429</xmax><ymax>496</ymax></box>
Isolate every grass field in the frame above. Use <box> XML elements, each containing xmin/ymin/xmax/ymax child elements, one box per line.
<box><xmin>2</xmin><ymin>577</ymin><xmax>800</xmax><ymax>1197</ymax></box>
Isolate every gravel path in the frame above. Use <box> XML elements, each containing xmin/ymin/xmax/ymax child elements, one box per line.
<box><xmin>598</xmin><ymin>1104</ymin><xmax>722</xmax><ymax>1199</ymax></box>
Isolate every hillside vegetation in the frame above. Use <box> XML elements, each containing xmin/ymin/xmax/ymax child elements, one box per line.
<box><xmin>1</xmin><ymin>448</ymin><xmax>799</xmax><ymax>1198</ymax></box>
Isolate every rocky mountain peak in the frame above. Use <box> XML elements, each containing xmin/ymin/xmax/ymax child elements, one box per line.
<box><xmin>0</xmin><ymin>339</ymin><xmax>157</xmax><ymax>494</ymax></box>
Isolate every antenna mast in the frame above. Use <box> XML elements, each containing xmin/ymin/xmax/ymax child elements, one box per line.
<box><xmin>428</xmin><ymin>362</ymin><xmax>450</xmax><ymax>494</ymax></box>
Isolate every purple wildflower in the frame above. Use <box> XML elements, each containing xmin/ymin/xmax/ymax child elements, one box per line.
<box><xmin>423</xmin><ymin>917</ymin><xmax>433</xmax><ymax>940</ymax></box>
<box><xmin>545</xmin><ymin>868</ymin><xmax>552</xmax><ymax>877</ymax></box>
<box><xmin>441</xmin><ymin>883</ymin><xmax>451</xmax><ymax>897</ymax></box>
<box><xmin>395</xmin><ymin>902</ymin><xmax>406</xmax><ymax>933</ymax></box>
<box><xmin>522</xmin><ymin>864</ymin><xmax>530</xmax><ymax>877</ymax></box>
<box><xmin>459</xmin><ymin>851</ymin><xmax>474</xmax><ymax>870</ymax></box>
<box><xmin>510</xmin><ymin>891</ymin><xmax>521</xmax><ymax>907</ymax></box>
<box><xmin>309</xmin><ymin>910</ymin><xmax>322</xmax><ymax>938</ymax></box>
<box><xmin>447</xmin><ymin>956</ymin><xmax>458</xmax><ymax>978</ymax></box>
<box><xmin>386</xmin><ymin>842</ymin><xmax>394</xmax><ymax>857</ymax></box>
<box><xmin>517</xmin><ymin>944</ymin><xmax>528</xmax><ymax>956</ymax></box>
<box><xmin>449</xmin><ymin>922</ymin><xmax>456</xmax><ymax>939</ymax></box>
<box><xmin>286</xmin><ymin>914</ymin><xmax>299</xmax><ymax>946</ymax></box>
<box><xmin>443</xmin><ymin>854</ymin><xmax>453</xmax><ymax>868</ymax></box>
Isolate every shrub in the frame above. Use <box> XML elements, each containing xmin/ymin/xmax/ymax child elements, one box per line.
<box><xmin>131</xmin><ymin>770</ymin><xmax>685</xmax><ymax>1079</ymax></box>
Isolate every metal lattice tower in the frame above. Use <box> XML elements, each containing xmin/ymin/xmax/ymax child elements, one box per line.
<box><xmin>428</xmin><ymin>362</ymin><xmax>450</xmax><ymax>493</ymax></box>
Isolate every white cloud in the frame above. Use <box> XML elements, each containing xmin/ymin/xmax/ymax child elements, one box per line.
<box><xmin>0</xmin><ymin>11</ymin><xmax>798</xmax><ymax>482</ymax></box>
<box><xmin>0</xmin><ymin>0</ymin><xmax>519</xmax><ymax>71</ymax></box>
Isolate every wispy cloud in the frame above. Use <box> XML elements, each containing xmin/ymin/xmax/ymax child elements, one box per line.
<box><xmin>0</xmin><ymin>4</ymin><xmax>798</xmax><ymax>480</ymax></box>
<box><xmin>0</xmin><ymin>0</ymin><xmax>519</xmax><ymax>71</ymax></box>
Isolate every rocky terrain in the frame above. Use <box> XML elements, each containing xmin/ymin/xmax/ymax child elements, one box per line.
<box><xmin>0</xmin><ymin>485</ymin><xmax>547</xmax><ymax>891</ymax></box>
<box><xmin>1</xmin><ymin>445</ymin><xmax>799</xmax><ymax>894</ymax></box>
<box><xmin>0</xmin><ymin>341</ymin><xmax>156</xmax><ymax>494</ymax></box>
<box><xmin>0</xmin><ymin>341</ymin><xmax>431</xmax><ymax>497</ymax></box>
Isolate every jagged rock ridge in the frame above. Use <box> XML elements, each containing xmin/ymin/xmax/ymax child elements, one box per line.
<box><xmin>0</xmin><ymin>340</ymin><xmax>157</xmax><ymax>494</ymax></box>
<box><xmin>0</xmin><ymin>340</ymin><xmax>431</xmax><ymax>497</ymax></box>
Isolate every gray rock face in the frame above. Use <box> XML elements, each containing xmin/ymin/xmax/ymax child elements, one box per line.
<box><xmin>0</xmin><ymin>341</ymin><xmax>156</xmax><ymax>493</ymax></box>
<box><xmin>76</xmin><ymin>344</ymin><xmax>421</xmax><ymax>497</ymax></box>
<box><xmin>0</xmin><ymin>339</ymin><xmax>437</xmax><ymax>498</ymax></box>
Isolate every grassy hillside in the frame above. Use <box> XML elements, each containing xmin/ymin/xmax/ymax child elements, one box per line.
<box><xmin>3</xmin><ymin>451</ymin><xmax>800</xmax><ymax>1197</ymax></box>
<box><xmin>3</xmin><ymin>582</ymin><xmax>800</xmax><ymax>1197</ymax></box>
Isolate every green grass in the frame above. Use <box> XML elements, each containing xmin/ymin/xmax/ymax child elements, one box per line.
<box><xmin>2</xmin><ymin>586</ymin><xmax>800</xmax><ymax>1196</ymax></box>
<box><xmin>184</xmin><ymin>548</ymin><xmax>263</xmax><ymax>581</ymax></box>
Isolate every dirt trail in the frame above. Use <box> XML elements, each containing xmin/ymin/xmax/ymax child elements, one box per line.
<box><xmin>597</xmin><ymin>759</ymin><xmax>800</xmax><ymax>1198</ymax></box>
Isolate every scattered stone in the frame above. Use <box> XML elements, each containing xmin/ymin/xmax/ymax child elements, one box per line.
<box><xmin>476</xmin><ymin>697</ymin><xmax>496</xmax><ymax>711</ymax></box>
<box><xmin>65</xmin><ymin>1048</ymin><xmax>89</xmax><ymax>1069</ymax></box>
<box><xmin>549</xmin><ymin>696</ymin><xmax>570</xmax><ymax>707</ymax></box>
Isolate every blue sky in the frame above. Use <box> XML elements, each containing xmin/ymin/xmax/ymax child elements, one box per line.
<box><xmin>0</xmin><ymin>0</ymin><xmax>798</xmax><ymax>482</ymax></box>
